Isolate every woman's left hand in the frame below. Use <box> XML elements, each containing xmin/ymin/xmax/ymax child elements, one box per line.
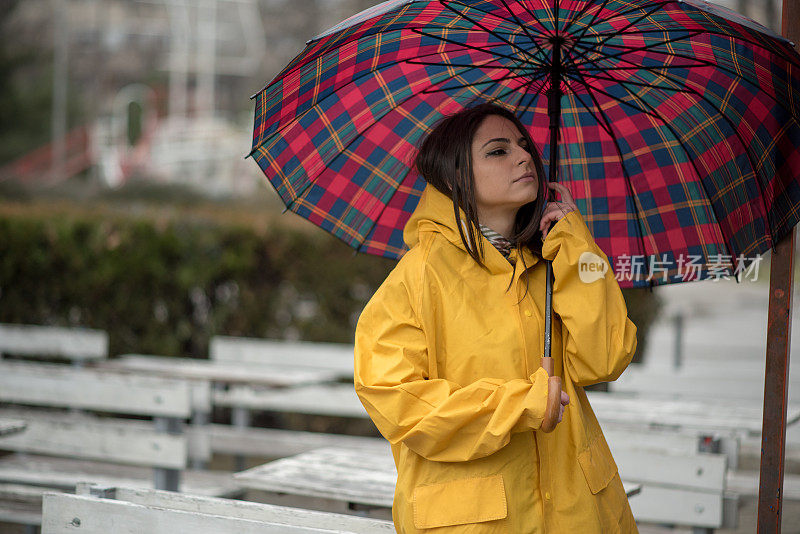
<box><xmin>540</xmin><ymin>182</ymin><xmax>579</xmax><ymax>240</ymax></box>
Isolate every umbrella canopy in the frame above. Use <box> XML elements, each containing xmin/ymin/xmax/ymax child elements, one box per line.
<box><xmin>249</xmin><ymin>0</ymin><xmax>800</xmax><ymax>288</ymax></box>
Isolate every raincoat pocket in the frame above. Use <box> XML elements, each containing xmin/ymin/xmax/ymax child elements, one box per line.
<box><xmin>412</xmin><ymin>474</ymin><xmax>507</xmax><ymax>529</ymax></box>
<box><xmin>577</xmin><ymin>434</ymin><xmax>619</xmax><ymax>494</ymax></box>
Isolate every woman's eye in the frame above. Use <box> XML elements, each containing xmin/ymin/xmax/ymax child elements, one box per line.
<box><xmin>488</xmin><ymin>148</ymin><xmax>506</xmax><ymax>156</ymax></box>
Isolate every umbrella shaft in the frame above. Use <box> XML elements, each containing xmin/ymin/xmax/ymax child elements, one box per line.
<box><xmin>544</xmin><ymin>38</ymin><xmax>563</xmax><ymax>362</ymax></box>
<box><xmin>547</xmin><ymin>38</ymin><xmax>563</xmax><ymax>189</ymax></box>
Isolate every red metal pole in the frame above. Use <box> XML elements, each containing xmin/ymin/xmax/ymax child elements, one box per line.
<box><xmin>757</xmin><ymin>4</ymin><xmax>799</xmax><ymax>527</ymax></box>
<box><xmin>757</xmin><ymin>231</ymin><xmax>794</xmax><ymax>532</ymax></box>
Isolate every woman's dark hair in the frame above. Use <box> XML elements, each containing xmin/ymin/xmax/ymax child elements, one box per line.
<box><xmin>413</xmin><ymin>102</ymin><xmax>547</xmax><ymax>267</ymax></box>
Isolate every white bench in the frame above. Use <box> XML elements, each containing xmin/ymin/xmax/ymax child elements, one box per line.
<box><xmin>233</xmin><ymin>444</ymin><xmax>733</xmax><ymax>530</ymax></box>
<box><xmin>209</xmin><ymin>336</ymin><xmax>355</xmax><ymax>457</ymax></box>
<box><xmin>91</xmin><ymin>353</ymin><xmax>341</xmax><ymax>469</ymax></box>
<box><xmin>210</xmin><ymin>336</ymin><xmax>354</xmax><ymax>379</ymax></box>
<box><xmin>41</xmin><ymin>483</ymin><xmax>394</xmax><ymax>533</ymax></box>
<box><xmin>608</xmin><ymin>362</ymin><xmax>800</xmax><ymax>472</ymax></box>
<box><xmin>186</xmin><ymin>425</ymin><xmax>385</xmax><ymax>461</ymax></box>
<box><xmin>221</xmin><ymin>383</ymin><xmax>746</xmax><ymax>530</ymax></box>
<box><xmin>0</xmin><ymin>360</ymin><xmax>236</xmax><ymax>528</ymax></box>
<box><xmin>0</xmin><ymin>323</ymin><xmax>108</xmax><ymax>364</ymax></box>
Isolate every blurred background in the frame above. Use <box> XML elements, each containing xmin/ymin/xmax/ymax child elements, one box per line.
<box><xmin>1</xmin><ymin>3</ymin><xmax>799</xmax><ymax>533</ymax></box>
<box><xmin>0</xmin><ymin>0</ymin><xmax>788</xmax><ymax>360</ymax></box>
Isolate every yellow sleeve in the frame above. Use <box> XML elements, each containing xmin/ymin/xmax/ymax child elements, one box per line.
<box><xmin>541</xmin><ymin>209</ymin><xmax>638</xmax><ymax>387</ymax></box>
<box><xmin>354</xmin><ymin>264</ymin><xmax>550</xmax><ymax>463</ymax></box>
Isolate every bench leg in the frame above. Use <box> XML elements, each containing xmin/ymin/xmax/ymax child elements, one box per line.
<box><xmin>154</xmin><ymin>467</ymin><xmax>181</xmax><ymax>492</ymax></box>
<box><xmin>154</xmin><ymin>417</ymin><xmax>182</xmax><ymax>491</ymax></box>
<box><xmin>191</xmin><ymin>411</ymin><xmax>210</xmax><ymax>469</ymax></box>
<box><xmin>232</xmin><ymin>407</ymin><xmax>251</xmax><ymax>472</ymax></box>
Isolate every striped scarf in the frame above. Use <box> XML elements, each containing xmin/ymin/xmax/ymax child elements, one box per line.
<box><xmin>479</xmin><ymin>224</ymin><xmax>514</xmax><ymax>259</ymax></box>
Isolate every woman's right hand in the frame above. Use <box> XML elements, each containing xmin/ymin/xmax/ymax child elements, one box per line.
<box><xmin>541</xmin><ymin>376</ymin><xmax>570</xmax><ymax>432</ymax></box>
<box><xmin>556</xmin><ymin>389</ymin><xmax>570</xmax><ymax>424</ymax></box>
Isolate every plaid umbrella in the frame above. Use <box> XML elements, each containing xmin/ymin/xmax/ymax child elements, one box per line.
<box><xmin>249</xmin><ymin>0</ymin><xmax>800</xmax><ymax>289</ymax></box>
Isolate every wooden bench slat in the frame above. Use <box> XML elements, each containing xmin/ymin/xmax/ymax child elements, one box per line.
<box><xmin>98</xmin><ymin>355</ymin><xmax>340</xmax><ymax>387</ymax></box>
<box><xmin>0</xmin><ymin>361</ymin><xmax>192</xmax><ymax>418</ymax></box>
<box><xmin>213</xmin><ymin>383</ymin><xmax>366</xmax><ymax>416</ymax></box>
<box><xmin>0</xmin><ymin>324</ymin><xmax>108</xmax><ymax>361</ymax></box>
<box><xmin>726</xmin><ymin>470</ymin><xmax>800</xmax><ymax>500</ymax></box>
<box><xmin>614</xmin><ymin>450</ymin><xmax>726</xmax><ymax>491</ymax></box>
<box><xmin>234</xmin><ymin>447</ymin><xmax>397</xmax><ymax>508</ymax></box>
<box><xmin>0</xmin><ymin>410</ymin><xmax>187</xmax><ymax>469</ymax></box>
<box><xmin>186</xmin><ymin>424</ymin><xmax>385</xmax><ymax>460</ymax></box>
<box><xmin>0</xmin><ymin>455</ymin><xmax>238</xmax><ymax>496</ymax></box>
<box><xmin>82</xmin><ymin>484</ymin><xmax>395</xmax><ymax>532</ymax></box>
<box><xmin>0</xmin><ymin>482</ymin><xmax>46</xmax><ymax>526</ymax></box>
<box><xmin>210</xmin><ymin>336</ymin><xmax>354</xmax><ymax>377</ymax></box>
<box><xmin>42</xmin><ymin>492</ymin><xmax>394</xmax><ymax>533</ymax></box>
<box><xmin>628</xmin><ymin>485</ymin><xmax>723</xmax><ymax>528</ymax></box>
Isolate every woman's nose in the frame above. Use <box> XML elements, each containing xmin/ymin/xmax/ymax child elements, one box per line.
<box><xmin>517</xmin><ymin>146</ymin><xmax>532</xmax><ymax>165</ymax></box>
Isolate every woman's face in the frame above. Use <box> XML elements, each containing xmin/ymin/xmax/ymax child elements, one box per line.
<box><xmin>470</xmin><ymin>115</ymin><xmax>539</xmax><ymax>216</ymax></box>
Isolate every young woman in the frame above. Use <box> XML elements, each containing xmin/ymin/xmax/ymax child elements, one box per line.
<box><xmin>354</xmin><ymin>103</ymin><xmax>639</xmax><ymax>533</ymax></box>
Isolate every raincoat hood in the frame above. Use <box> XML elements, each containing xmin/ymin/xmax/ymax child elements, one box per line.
<box><xmin>402</xmin><ymin>183</ymin><xmax>472</xmax><ymax>251</ymax></box>
<box><xmin>403</xmin><ymin>183</ymin><xmax>541</xmax><ymax>271</ymax></box>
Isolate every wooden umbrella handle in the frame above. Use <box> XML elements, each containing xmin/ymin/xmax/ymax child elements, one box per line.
<box><xmin>540</xmin><ymin>356</ymin><xmax>562</xmax><ymax>433</ymax></box>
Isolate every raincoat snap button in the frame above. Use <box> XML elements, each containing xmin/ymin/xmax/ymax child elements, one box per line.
<box><xmin>524</xmin><ymin>310</ymin><xmax>532</xmax><ymax>317</ymax></box>
<box><xmin>545</xmin><ymin>491</ymin><xmax>551</xmax><ymax>500</ymax></box>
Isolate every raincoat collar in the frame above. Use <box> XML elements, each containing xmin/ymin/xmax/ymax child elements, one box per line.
<box><xmin>403</xmin><ymin>183</ymin><xmax>540</xmax><ymax>276</ymax></box>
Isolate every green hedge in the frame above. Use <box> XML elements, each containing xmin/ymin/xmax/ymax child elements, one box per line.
<box><xmin>0</xmin><ymin>200</ymin><xmax>660</xmax><ymax>362</ymax></box>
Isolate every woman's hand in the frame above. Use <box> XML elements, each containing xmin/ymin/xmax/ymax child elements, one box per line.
<box><xmin>540</xmin><ymin>375</ymin><xmax>571</xmax><ymax>432</ymax></box>
<box><xmin>557</xmin><ymin>390</ymin><xmax>570</xmax><ymax>424</ymax></box>
<box><xmin>540</xmin><ymin>182</ymin><xmax>579</xmax><ymax>240</ymax></box>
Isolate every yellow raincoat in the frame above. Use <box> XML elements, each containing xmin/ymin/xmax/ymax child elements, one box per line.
<box><xmin>354</xmin><ymin>183</ymin><xmax>639</xmax><ymax>533</ymax></box>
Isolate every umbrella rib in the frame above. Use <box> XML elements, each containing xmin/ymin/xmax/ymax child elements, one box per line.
<box><xmin>570</xmin><ymin>40</ymin><xmax>800</xmax><ymax>125</ymax></box>
<box><xmin>586</xmin><ymin>25</ymin><xmax>791</xmax><ymax>64</ymax></box>
<box><xmin>588</xmin><ymin>49</ymin><xmax>771</xmax><ymax>186</ymax></box>
<box><xmin>352</xmin><ymin>76</ymin><xmax>544</xmax><ymax>254</ymax></box>
<box><xmin>410</xmin><ymin>28</ymin><xmax>547</xmax><ymax>68</ymax></box>
<box><xmin>420</xmin><ymin>69</ymin><xmax>547</xmax><ymax>96</ymax></box>
<box><xmin>562</xmin><ymin>0</ymin><xmax>616</xmax><ymax>56</ymax></box>
<box><xmin>682</xmin><ymin>13</ymin><xmax>800</xmax><ymax>68</ymax></box>
<box><xmin>568</xmin><ymin>54</ymin><xmax>752</xmax><ymax>264</ymax></box>
<box><xmin>254</xmin><ymin>36</ymin><xmax>550</xmax><ymax>160</ymax></box>
<box><xmin>495</xmin><ymin>0</ymin><xmax>547</xmax><ymax>58</ymax></box>
<box><xmin>276</xmin><ymin>59</ymin><xmax>525</xmax><ymax>220</ymax></box>
<box><xmin>509</xmin><ymin>74</ymin><xmax>544</xmax><ymax>112</ymax></box>
<box><xmin>569</xmin><ymin>29</ymin><xmax>706</xmax><ymax>69</ymax></box>
<box><xmin>560</xmin><ymin>70</ymin><xmax>654</xmax><ymax>286</ymax></box>
<box><xmin>566</xmin><ymin>75</ymin><xmax>732</xmax><ymax>263</ymax></box>
<box><xmin>441</xmin><ymin>0</ymin><xmax>551</xmax><ymax>39</ymax></box>
<box><xmin>404</xmin><ymin>46</ymin><xmax>537</xmax><ymax>75</ymax></box>
<box><xmin>580</xmin><ymin>21</ymin><xmax>793</xmax><ymax>71</ymax></box>
<box><xmin>557</xmin><ymin>0</ymin><xmax>603</xmax><ymax>36</ymax></box>
<box><xmin>573</xmin><ymin>62</ymin><xmax>703</xmax><ymax>73</ymax></box>
<box><xmin>571</xmin><ymin>28</ymin><xmax>800</xmax><ymax>72</ymax></box>
<box><xmin>559</xmin><ymin>75</ymin><xmax>663</xmax><ymax>122</ymax></box>
<box><xmin>436</xmin><ymin>2</ymin><xmax>548</xmax><ymax>65</ymax></box>
<box><xmin>574</xmin><ymin>69</ymin><xmax>697</xmax><ymax>97</ymax></box>
<box><xmin>567</xmin><ymin>1</ymin><xmax>670</xmax><ymax>65</ymax></box>
<box><xmin>586</xmin><ymin>53</ymin><xmax>784</xmax><ymax>242</ymax></box>
<box><xmin>352</xmin><ymin>78</ymin><xmax>551</xmax><ymax>253</ymax></box>
<box><xmin>253</xmin><ymin>42</ymin><xmax>536</xmax><ymax>155</ymax></box>
<box><xmin>513</xmin><ymin>74</ymin><xmax>549</xmax><ymax>121</ymax></box>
